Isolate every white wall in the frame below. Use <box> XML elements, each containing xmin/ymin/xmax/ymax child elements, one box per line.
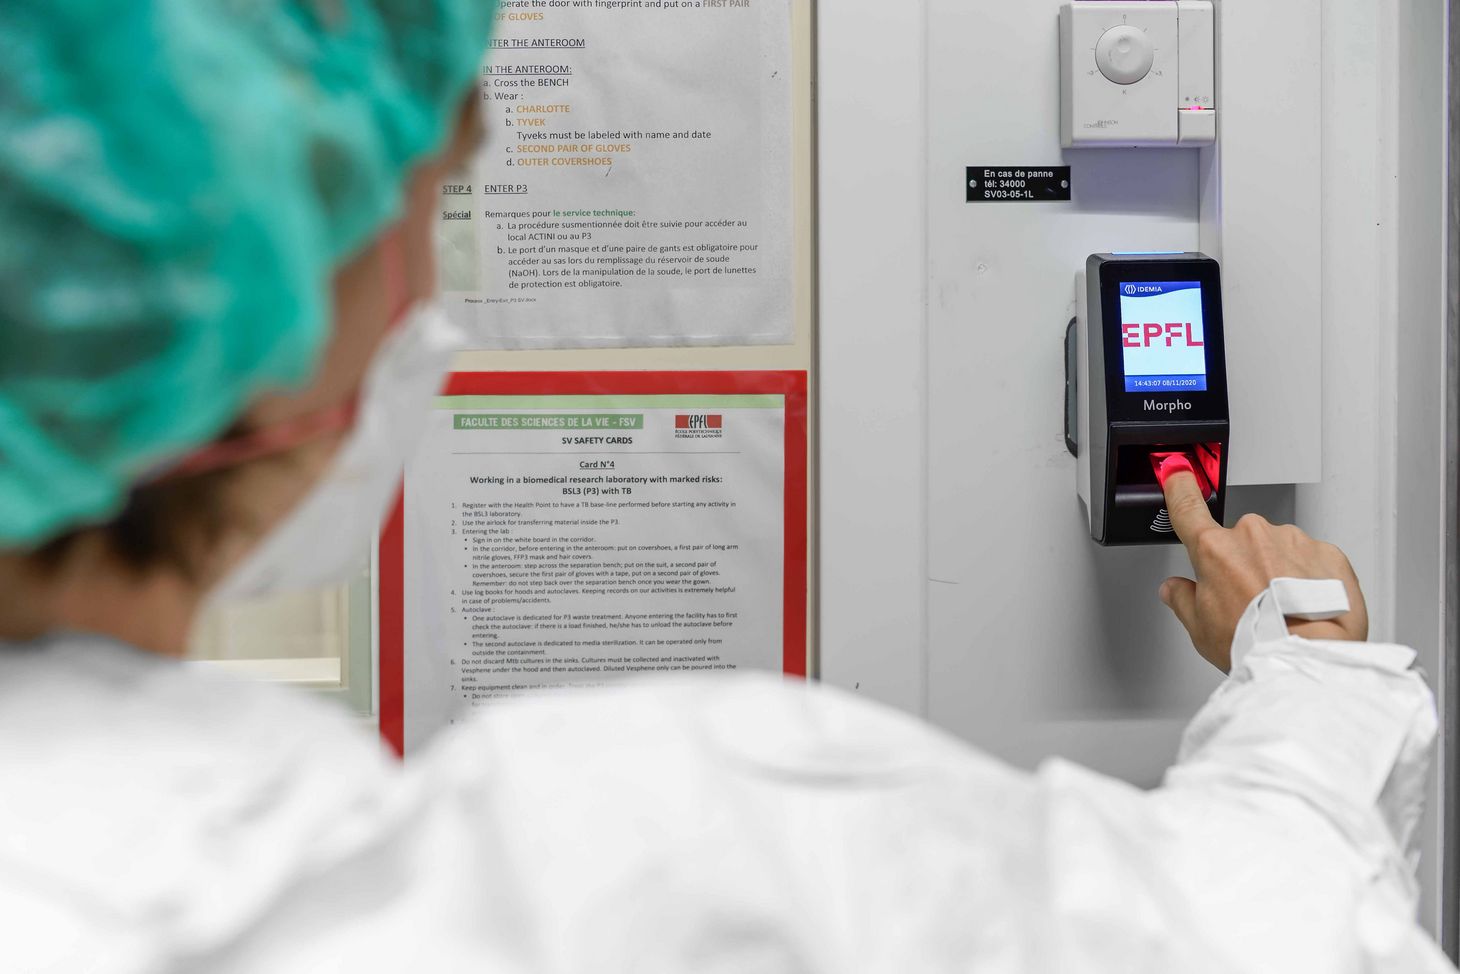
<box><xmin>819</xmin><ymin>0</ymin><xmax>1451</xmax><ymax>935</ymax></box>
<box><xmin>818</xmin><ymin>0</ymin><xmax>928</xmax><ymax>713</ymax></box>
<box><xmin>922</xmin><ymin>0</ymin><xmax>1226</xmax><ymax>786</ymax></box>
<box><xmin>1298</xmin><ymin>0</ymin><xmax>1449</xmax><ymax>936</ymax></box>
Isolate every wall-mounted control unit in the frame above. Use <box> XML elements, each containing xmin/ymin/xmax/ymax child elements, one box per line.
<box><xmin>1060</xmin><ymin>1</ymin><xmax>1216</xmax><ymax>148</ymax></box>
<box><xmin>1069</xmin><ymin>253</ymin><xmax>1228</xmax><ymax>545</ymax></box>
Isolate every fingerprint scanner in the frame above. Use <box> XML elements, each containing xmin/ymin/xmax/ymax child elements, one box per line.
<box><xmin>1150</xmin><ymin>450</ymin><xmax>1215</xmax><ymax>500</ymax></box>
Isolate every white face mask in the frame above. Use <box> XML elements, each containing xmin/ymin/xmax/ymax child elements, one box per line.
<box><xmin>209</xmin><ymin>299</ymin><xmax>463</xmax><ymax>603</ymax></box>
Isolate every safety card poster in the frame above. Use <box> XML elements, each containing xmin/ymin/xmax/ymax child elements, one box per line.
<box><xmin>437</xmin><ymin>0</ymin><xmax>795</xmax><ymax>347</ymax></box>
<box><xmin>380</xmin><ymin>372</ymin><xmax>808</xmax><ymax>756</ymax></box>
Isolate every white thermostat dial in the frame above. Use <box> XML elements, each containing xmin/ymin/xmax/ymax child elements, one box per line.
<box><xmin>1095</xmin><ymin>25</ymin><xmax>1153</xmax><ymax>85</ymax></box>
<box><xmin>1060</xmin><ymin>1</ymin><xmax>1214</xmax><ymax>147</ymax></box>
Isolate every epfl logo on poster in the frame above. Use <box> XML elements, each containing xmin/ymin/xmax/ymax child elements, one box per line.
<box><xmin>675</xmin><ymin>414</ymin><xmax>724</xmax><ymax>439</ymax></box>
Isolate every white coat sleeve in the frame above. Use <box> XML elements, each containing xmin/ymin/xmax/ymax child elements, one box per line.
<box><xmin>1169</xmin><ymin>635</ymin><xmax>1435</xmax><ymax>880</ymax></box>
<box><xmin>1151</xmin><ymin>633</ymin><xmax>1448</xmax><ymax>970</ymax></box>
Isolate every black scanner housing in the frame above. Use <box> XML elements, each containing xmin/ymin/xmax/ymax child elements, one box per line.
<box><xmin>1079</xmin><ymin>253</ymin><xmax>1229</xmax><ymax>546</ymax></box>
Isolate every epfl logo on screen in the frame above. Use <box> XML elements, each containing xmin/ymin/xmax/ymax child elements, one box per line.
<box><xmin>1121</xmin><ymin>320</ymin><xmax>1204</xmax><ymax>350</ymax></box>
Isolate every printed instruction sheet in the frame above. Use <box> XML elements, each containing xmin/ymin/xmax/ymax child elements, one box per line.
<box><xmin>384</xmin><ymin>373</ymin><xmax>807</xmax><ymax>755</ymax></box>
<box><xmin>437</xmin><ymin>0</ymin><xmax>795</xmax><ymax>348</ymax></box>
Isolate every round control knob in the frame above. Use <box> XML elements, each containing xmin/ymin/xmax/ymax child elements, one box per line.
<box><xmin>1095</xmin><ymin>25</ymin><xmax>1154</xmax><ymax>85</ymax></box>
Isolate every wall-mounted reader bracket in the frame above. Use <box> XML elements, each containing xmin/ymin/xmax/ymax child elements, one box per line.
<box><xmin>1065</xmin><ymin>317</ymin><xmax>1079</xmax><ymax>458</ymax></box>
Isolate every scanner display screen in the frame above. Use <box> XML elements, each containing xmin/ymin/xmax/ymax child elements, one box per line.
<box><xmin>1118</xmin><ymin>281</ymin><xmax>1207</xmax><ymax>393</ymax></box>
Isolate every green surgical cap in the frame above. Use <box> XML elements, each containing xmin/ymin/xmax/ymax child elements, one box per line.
<box><xmin>0</xmin><ymin>0</ymin><xmax>497</xmax><ymax>546</ymax></box>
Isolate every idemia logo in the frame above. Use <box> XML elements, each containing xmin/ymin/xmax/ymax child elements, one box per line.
<box><xmin>674</xmin><ymin>414</ymin><xmax>724</xmax><ymax>439</ymax></box>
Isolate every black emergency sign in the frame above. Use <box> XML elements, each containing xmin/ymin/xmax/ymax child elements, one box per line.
<box><xmin>966</xmin><ymin>166</ymin><xmax>1071</xmax><ymax>202</ymax></box>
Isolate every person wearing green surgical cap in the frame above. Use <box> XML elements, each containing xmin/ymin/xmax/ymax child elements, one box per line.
<box><xmin>0</xmin><ymin>2</ymin><xmax>1452</xmax><ymax>972</ymax></box>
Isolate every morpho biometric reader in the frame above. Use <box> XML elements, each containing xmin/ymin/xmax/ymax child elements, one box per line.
<box><xmin>1067</xmin><ymin>252</ymin><xmax>1229</xmax><ymax>545</ymax></box>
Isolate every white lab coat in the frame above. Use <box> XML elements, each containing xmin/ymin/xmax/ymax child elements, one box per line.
<box><xmin>0</xmin><ymin>625</ymin><xmax>1449</xmax><ymax>973</ymax></box>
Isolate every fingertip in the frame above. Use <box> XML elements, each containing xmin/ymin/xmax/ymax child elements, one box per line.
<box><xmin>1161</xmin><ymin>470</ymin><xmax>1216</xmax><ymax>544</ymax></box>
<box><xmin>1160</xmin><ymin>468</ymin><xmax>1201</xmax><ymax>506</ymax></box>
<box><xmin>1152</xmin><ymin>452</ymin><xmax>1195</xmax><ymax>489</ymax></box>
<box><xmin>1158</xmin><ymin>579</ymin><xmax>1173</xmax><ymax>606</ymax></box>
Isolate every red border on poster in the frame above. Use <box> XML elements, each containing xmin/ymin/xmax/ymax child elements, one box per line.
<box><xmin>378</xmin><ymin>370</ymin><xmax>810</xmax><ymax>756</ymax></box>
